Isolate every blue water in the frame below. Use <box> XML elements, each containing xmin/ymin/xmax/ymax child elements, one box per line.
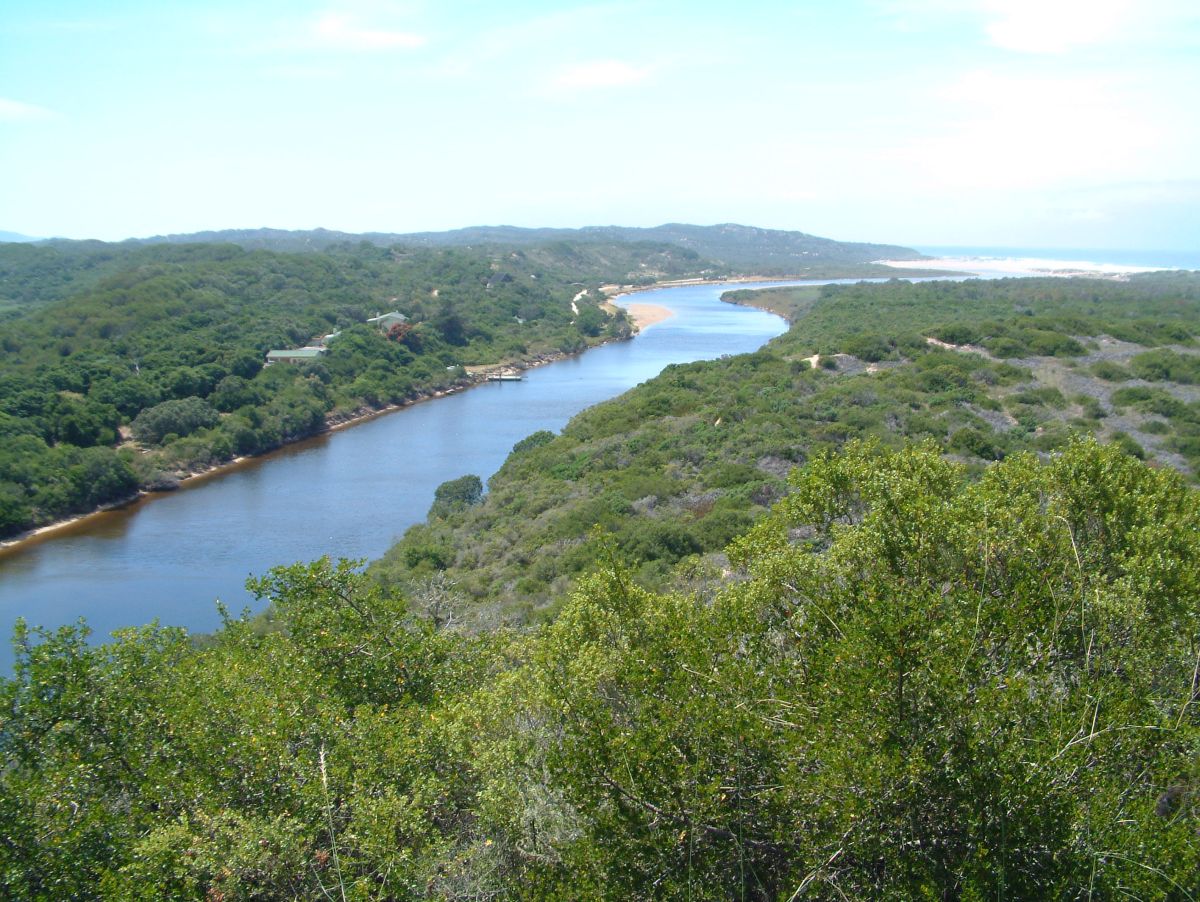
<box><xmin>917</xmin><ymin>246</ymin><xmax>1200</xmax><ymax>271</ymax></box>
<box><xmin>0</xmin><ymin>281</ymin><xmax>793</xmax><ymax>668</ymax></box>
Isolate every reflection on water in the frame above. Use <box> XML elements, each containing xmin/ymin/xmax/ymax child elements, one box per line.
<box><xmin>0</xmin><ymin>281</ymin><xmax>798</xmax><ymax>667</ymax></box>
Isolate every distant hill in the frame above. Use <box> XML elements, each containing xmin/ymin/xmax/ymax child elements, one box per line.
<box><xmin>131</xmin><ymin>227</ymin><xmax>374</xmax><ymax>254</ymax></box>
<box><xmin>399</xmin><ymin>223</ymin><xmax>927</xmax><ymax>268</ymax></box>
<box><xmin>131</xmin><ymin>223</ymin><xmax>926</xmax><ymax>271</ymax></box>
<box><xmin>0</xmin><ymin>230</ymin><xmax>41</xmax><ymax>243</ymax></box>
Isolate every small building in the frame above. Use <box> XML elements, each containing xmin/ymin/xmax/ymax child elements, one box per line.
<box><xmin>265</xmin><ymin>347</ymin><xmax>326</xmax><ymax>365</ymax></box>
<box><xmin>367</xmin><ymin>311</ymin><xmax>408</xmax><ymax>332</ymax></box>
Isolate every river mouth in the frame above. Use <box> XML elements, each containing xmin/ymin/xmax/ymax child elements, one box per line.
<box><xmin>0</xmin><ymin>280</ymin><xmax>799</xmax><ymax>668</ymax></box>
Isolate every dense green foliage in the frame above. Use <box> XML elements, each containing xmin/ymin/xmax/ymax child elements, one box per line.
<box><xmin>130</xmin><ymin>398</ymin><xmax>221</xmax><ymax>445</ymax></box>
<box><xmin>375</xmin><ymin>273</ymin><xmax>1200</xmax><ymax>620</ymax></box>
<box><xmin>430</xmin><ymin>474</ymin><xmax>484</xmax><ymax>519</ymax></box>
<box><xmin>0</xmin><ymin>241</ymin><xmax>238</xmax><ymax>318</ymax></box>
<box><xmin>0</xmin><ymin>240</ymin><xmax>655</xmax><ymax>538</ymax></box>
<box><xmin>774</xmin><ymin>272</ymin><xmax>1200</xmax><ymax>358</ymax></box>
<box><xmin>2</xmin><ymin>441</ymin><xmax>1197</xmax><ymax>898</ymax></box>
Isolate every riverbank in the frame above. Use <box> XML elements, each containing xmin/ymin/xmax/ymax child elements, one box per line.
<box><xmin>720</xmin><ymin>285</ymin><xmax>819</xmax><ymax>323</ymax></box>
<box><xmin>0</xmin><ymin>379</ymin><xmax>478</xmax><ymax>554</ymax></box>
<box><xmin>0</xmin><ymin>277</ymin><xmax>793</xmax><ymax>660</ymax></box>
<box><xmin>0</xmin><ymin>305</ymin><xmax>656</xmax><ymax>555</ymax></box>
<box><xmin>0</xmin><ymin>281</ymin><xmax>774</xmax><ymax>555</ymax></box>
<box><xmin>602</xmin><ymin>265</ymin><xmax>965</xmax><ymax>302</ymax></box>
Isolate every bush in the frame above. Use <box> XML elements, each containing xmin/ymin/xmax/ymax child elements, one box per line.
<box><xmin>1129</xmin><ymin>349</ymin><xmax>1200</xmax><ymax>384</ymax></box>
<box><xmin>1090</xmin><ymin>361</ymin><xmax>1131</xmax><ymax>381</ymax></box>
<box><xmin>947</xmin><ymin>426</ymin><xmax>1005</xmax><ymax>460</ymax></box>
<box><xmin>1110</xmin><ymin>431</ymin><xmax>1146</xmax><ymax>459</ymax></box>
<box><xmin>430</xmin><ymin>474</ymin><xmax>483</xmax><ymax>518</ymax></box>
<box><xmin>130</xmin><ymin>398</ymin><xmax>220</xmax><ymax>445</ymax></box>
<box><xmin>512</xmin><ymin>430</ymin><xmax>556</xmax><ymax>455</ymax></box>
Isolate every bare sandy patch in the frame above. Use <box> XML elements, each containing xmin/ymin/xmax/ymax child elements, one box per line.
<box><xmin>624</xmin><ymin>303</ymin><xmax>675</xmax><ymax>330</ymax></box>
<box><xmin>881</xmin><ymin>256</ymin><xmax>1166</xmax><ymax>278</ymax></box>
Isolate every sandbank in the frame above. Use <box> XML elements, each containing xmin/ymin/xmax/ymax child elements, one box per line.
<box><xmin>623</xmin><ymin>303</ymin><xmax>676</xmax><ymax>330</ymax></box>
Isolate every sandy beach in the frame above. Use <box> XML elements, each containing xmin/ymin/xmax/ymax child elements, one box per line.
<box><xmin>879</xmin><ymin>256</ymin><xmax>1167</xmax><ymax>278</ymax></box>
<box><xmin>624</xmin><ymin>302</ymin><xmax>675</xmax><ymax>330</ymax></box>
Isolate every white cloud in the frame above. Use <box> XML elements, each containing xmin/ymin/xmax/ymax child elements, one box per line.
<box><xmin>873</xmin><ymin>69</ymin><xmax>1166</xmax><ymax>192</ymax></box>
<box><xmin>433</xmin><ymin>5</ymin><xmax>631</xmax><ymax>80</ymax></box>
<box><xmin>550</xmin><ymin>60</ymin><xmax>651</xmax><ymax>91</ymax></box>
<box><xmin>308</xmin><ymin>12</ymin><xmax>425</xmax><ymax>50</ymax></box>
<box><xmin>878</xmin><ymin>0</ymin><xmax>1192</xmax><ymax>52</ymax></box>
<box><xmin>0</xmin><ymin>98</ymin><xmax>56</xmax><ymax>122</ymax></box>
<box><xmin>981</xmin><ymin>0</ymin><xmax>1135</xmax><ymax>53</ymax></box>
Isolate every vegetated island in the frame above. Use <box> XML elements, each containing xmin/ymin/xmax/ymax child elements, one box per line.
<box><xmin>0</xmin><ymin>224</ymin><xmax>941</xmax><ymax>545</ymax></box>
<box><xmin>6</xmin><ymin>236</ymin><xmax>1199</xmax><ymax>898</ymax></box>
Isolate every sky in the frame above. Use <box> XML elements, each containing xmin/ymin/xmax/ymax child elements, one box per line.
<box><xmin>1</xmin><ymin>0</ymin><xmax>1198</xmax><ymax>250</ymax></box>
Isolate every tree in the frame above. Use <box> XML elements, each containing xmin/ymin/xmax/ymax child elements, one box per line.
<box><xmin>434</xmin><ymin>305</ymin><xmax>468</xmax><ymax>346</ymax></box>
<box><xmin>130</xmin><ymin>397</ymin><xmax>219</xmax><ymax>445</ymax></box>
<box><xmin>507</xmin><ymin>439</ymin><xmax>1200</xmax><ymax>899</ymax></box>
<box><xmin>47</xmin><ymin>395</ymin><xmax>119</xmax><ymax>447</ymax></box>
<box><xmin>431</xmin><ymin>473</ymin><xmax>483</xmax><ymax>517</ymax></box>
<box><xmin>575</xmin><ymin>305</ymin><xmax>605</xmax><ymax>337</ymax></box>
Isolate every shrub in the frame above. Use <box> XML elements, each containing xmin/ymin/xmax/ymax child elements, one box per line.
<box><xmin>130</xmin><ymin>398</ymin><xmax>220</xmax><ymax>445</ymax></box>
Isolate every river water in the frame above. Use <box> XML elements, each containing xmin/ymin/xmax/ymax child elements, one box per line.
<box><xmin>0</xmin><ymin>281</ymin><xmax>796</xmax><ymax>668</ymax></box>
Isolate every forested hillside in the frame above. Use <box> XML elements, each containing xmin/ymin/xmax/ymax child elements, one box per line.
<box><xmin>0</xmin><ymin>239</ymin><xmax>689</xmax><ymax>539</ymax></box>
<box><xmin>0</xmin><ymin>241</ymin><xmax>234</xmax><ymax>317</ymax></box>
<box><xmin>2</xmin><ymin>440</ymin><xmax>1196</xmax><ymax>898</ymax></box>
<box><xmin>374</xmin><ymin>272</ymin><xmax>1200</xmax><ymax>621</ymax></box>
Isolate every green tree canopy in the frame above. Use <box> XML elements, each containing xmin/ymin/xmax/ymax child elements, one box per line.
<box><xmin>130</xmin><ymin>397</ymin><xmax>220</xmax><ymax>445</ymax></box>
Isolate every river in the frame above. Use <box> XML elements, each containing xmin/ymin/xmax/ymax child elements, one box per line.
<box><xmin>0</xmin><ymin>280</ymin><xmax>801</xmax><ymax>669</ymax></box>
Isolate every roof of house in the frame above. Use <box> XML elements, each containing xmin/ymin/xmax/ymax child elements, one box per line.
<box><xmin>266</xmin><ymin>347</ymin><xmax>326</xmax><ymax>360</ymax></box>
<box><xmin>367</xmin><ymin>311</ymin><xmax>408</xmax><ymax>325</ymax></box>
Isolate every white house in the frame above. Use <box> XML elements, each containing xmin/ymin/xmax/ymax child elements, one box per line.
<box><xmin>367</xmin><ymin>311</ymin><xmax>408</xmax><ymax>332</ymax></box>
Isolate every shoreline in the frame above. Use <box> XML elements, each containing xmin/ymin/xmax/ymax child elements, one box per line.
<box><xmin>602</xmin><ymin>266</ymin><xmax>966</xmax><ymax>301</ymax></box>
<box><xmin>0</xmin><ymin>382</ymin><xmax>482</xmax><ymax>554</ymax></box>
<box><xmin>0</xmin><ymin>304</ymin><xmax>665</xmax><ymax>555</ymax></box>
<box><xmin>3</xmin><ymin>259</ymin><xmax>1175</xmax><ymax>554</ymax></box>
<box><xmin>0</xmin><ymin>278</ymin><xmax>789</xmax><ymax>555</ymax></box>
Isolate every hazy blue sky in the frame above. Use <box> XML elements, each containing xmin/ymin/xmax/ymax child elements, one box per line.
<box><xmin>2</xmin><ymin>1</ymin><xmax>1198</xmax><ymax>249</ymax></box>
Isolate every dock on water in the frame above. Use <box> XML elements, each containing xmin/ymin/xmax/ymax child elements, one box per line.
<box><xmin>463</xmin><ymin>364</ymin><xmax>525</xmax><ymax>382</ymax></box>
